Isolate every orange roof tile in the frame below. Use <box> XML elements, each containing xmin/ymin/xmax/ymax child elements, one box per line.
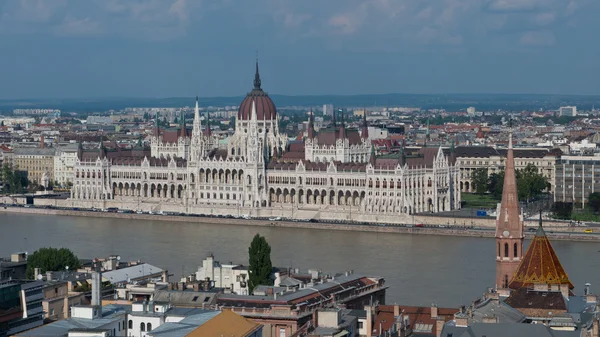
<box><xmin>185</xmin><ymin>309</ymin><xmax>262</xmax><ymax>337</ymax></box>
<box><xmin>509</xmin><ymin>223</ymin><xmax>573</xmax><ymax>290</ymax></box>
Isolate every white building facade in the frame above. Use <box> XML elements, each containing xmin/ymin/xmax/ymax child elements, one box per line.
<box><xmin>69</xmin><ymin>63</ymin><xmax>461</xmax><ymax>221</ymax></box>
<box><xmin>54</xmin><ymin>143</ymin><xmax>81</xmax><ymax>187</ymax></box>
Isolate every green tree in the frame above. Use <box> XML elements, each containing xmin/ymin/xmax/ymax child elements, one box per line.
<box><xmin>517</xmin><ymin>164</ymin><xmax>549</xmax><ymax>202</ymax></box>
<box><xmin>471</xmin><ymin>168</ymin><xmax>489</xmax><ymax>194</ymax></box>
<box><xmin>26</xmin><ymin>247</ymin><xmax>81</xmax><ymax>279</ymax></box>
<box><xmin>488</xmin><ymin>172</ymin><xmax>504</xmax><ymax>199</ymax></box>
<box><xmin>248</xmin><ymin>234</ymin><xmax>273</xmax><ymax>293</ymax></box>
<box><xmin>589</xmin><ymin>192</ymin><xmax>600</xmax><ymax>213</ymax></box>
<box><xmin>552</xmin><ymin>202</ymin><xmax>573</xmax><ymax>220</ymax></box>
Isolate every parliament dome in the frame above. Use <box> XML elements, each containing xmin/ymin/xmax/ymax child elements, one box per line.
<box><xmin>237</xmin><ymin>61</ymin><xmax>277</xmax><ymax>121</ymax></box>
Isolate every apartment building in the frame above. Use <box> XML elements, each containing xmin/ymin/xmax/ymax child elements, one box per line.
<box><xmin>13</xmin><ymin>148</ymin><xmax>56</xmax><ymax>185</ymax></box>
<box><xmin>554</xmin><ymin>155</ymin><xmax>600</xmax><ymax>208</ymax></box>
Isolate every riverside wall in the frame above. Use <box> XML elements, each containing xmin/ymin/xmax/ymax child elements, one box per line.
<box><xmin>16</xmin><ymin>197</ymin><xmax>574</xmax><ymax>229</ymax></box>
<box><xmin>1</xmin><ymin>206</ymin><xmax>598</xmax><ymax>242</ymax></box>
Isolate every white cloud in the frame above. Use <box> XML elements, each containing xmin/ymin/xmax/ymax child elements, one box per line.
<box><xmin>533</xmin><ymin>12</ymin><xmax>556</xmax><ymax>25</ymax></box>
<box><xmin>519</xmin><ymin>31</ymin><xmax>555</xmax><ymax>46</ymax></box>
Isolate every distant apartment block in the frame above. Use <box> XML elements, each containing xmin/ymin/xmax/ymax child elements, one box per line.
<box><xmin>12</xmin><ymin>109</ymin><xmax>60</xmax><ymax>116</ymax></box>
<box><xmin>559</xmin><ymin>106</ymin><xmax>577</xmax><ymax>117</ymax></box>
<box><xmin>323</xmin><ymin>104</ymin><xmax>333</xmax><ymax>116</ymax></box>
<box><xmin>554</xmin><ymin>155</ymin><xmax>600</xmax><ymax>208</ymax></box>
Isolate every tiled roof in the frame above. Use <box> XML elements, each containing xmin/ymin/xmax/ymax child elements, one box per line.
<box><xmin>185</xmin><ymin>309</ymin><xmax>262</xmax><ymax>337</ymax></box>
<box><xmin>508</xmin><ymin>225</ymin><xmax>573</xmax><ymax>290</ymax></box>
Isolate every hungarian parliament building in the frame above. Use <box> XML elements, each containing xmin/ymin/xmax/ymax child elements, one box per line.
<box><xmin>70</xmin><ymin>63</ymin><xmax>461</xmax><ymax>222</ymax></box>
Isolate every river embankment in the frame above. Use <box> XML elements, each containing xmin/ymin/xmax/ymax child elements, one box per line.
<box><xmin>1</xmin><ymin>206</ymin><xmax>598</xmax><ymax>242</ymax></box>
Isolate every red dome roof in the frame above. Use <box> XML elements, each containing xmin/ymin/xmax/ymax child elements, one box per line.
<box><xmin>237</xmin><ymin>61</ymin><xmax>277</xmax><ymax>121</ymax></box>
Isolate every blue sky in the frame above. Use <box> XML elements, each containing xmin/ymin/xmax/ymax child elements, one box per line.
<box><xmin>0</xmin><ymin>0</ymin><xmax>599</xmax><ymax>99</ymax></box>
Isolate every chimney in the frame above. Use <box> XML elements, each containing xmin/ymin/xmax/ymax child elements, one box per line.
<box><xmin>312</xmin><ymin>310</ymin><xmax>319</xmax><ymax>329</ymax></box>
<box><xmin>162</xmin><ymin>270</ymin><xmax>168</xmax><ymax>283</ymax></box>
<box><xmin>431</xmin><ymin>304</ymin><xmax>438</xmax><ymax>319</ymax></box>
<box><xmin>365</xmin><ymin>306</ymin><xmax>373</xmax><ymax>337</ymax></box>
<box><xmin>435</xmin><ymin>318</ymin><xmax>445</xmax><ymax>337</ymax></box>
<box><xmin>559</xmin><ymin>284</ymin><xmax>570</xmax><ymax>299</ymax></box>
<box><xmin>34</xmin><ymin>268</ymin><xmax>41</xmax><ymax>280</ymax></box>
<box><xmin>394</xmin><ymin>304</ymin><xmax>400</xmax><ymax>317</ymax></box>
<box><xmin>585</xmin><ymin>283</ymin><xmax>591</xmax><ymax>296</ymax></box>
<box><xmin>40</xmin><ymin>135</ymin><xmax>45</xmax><ymax>149</ymax></box>
<box><xmin>91</xmin><ymin>270</ymin><xmax>103</xmax><ymax>318</ymax></box>
<box><xmin>482</xmin><ymin>315</ymin><xmax>498</xmax><ymax>324</ymax></box>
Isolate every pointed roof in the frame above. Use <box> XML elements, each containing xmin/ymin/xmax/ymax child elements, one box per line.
<box><xmin>179</xmin><ymin>110</ymin><xmax>187</xmax><ymax>138</ymax></box>
<box><xmin>307</xmin><ymin>110</ymin><xmax>315</xmax><ymax>139</ymax></box>
<box><xmin>495</xmin><ymin>132</ymin><xmax>523</xmax><ymax>238</ymax></box>
<box><xmin>204</xmin><ymin>110</ymin><xmax>212</xmax><ymax>136</ymax></box>
<box><xmin>509</xmin><ymin>212</ymin><xmax>573</xmax><ymax>290</ymax></box>
<box><xmin>338</xmin><ymin>108</ymin><xmax>346</xmax><ymax>139</ymax></box>
<box><xmin>253</xmin><ymin>58</ymin><xmax>262</xmax><ymax>90</ymax></box>
<box><xmin>362</xmin><ymin>110</ymin><xmax>369</xmax><ymax>139</ymax></box>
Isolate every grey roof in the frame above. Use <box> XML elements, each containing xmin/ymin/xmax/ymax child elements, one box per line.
<box><xmin>153</xmin><ymin>290</ymin><xmax>218</xmax><ymax>306</ymax></box>
<box><xmin>14</xmin><ymin>304</ymin><xmax>126</xmax><ymax>337</ymax></box>
<box><xmin>147</xmin><ymin>311</ymin><xmax>220</xmax><ymax>337</ymax></box>
<box><xmin>470</xmin><ymin>298</ymin><xmax>526</xmax><ymax>324</ymax></box>
<box><xmin>102</xmin><ymin>263</ymin><xmax>163</xmax><ymax>284</ymax></box>
<box><xmin>14</xmin><ymin>147</ymin><xmax>56</xmax><ymax>156</ymax></box>
<box><xmin>441</xmin><ymin>322</ymin><xmax>582</xmax><ymax>337</ymax></box>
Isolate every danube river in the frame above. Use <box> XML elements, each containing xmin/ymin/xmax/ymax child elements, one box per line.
<box><xmin>1</xmin><ymin>213</ymin><xmax>599</xmax><ymax>307</ymax></box>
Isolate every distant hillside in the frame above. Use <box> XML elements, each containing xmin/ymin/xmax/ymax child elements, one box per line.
<box><xmin>1</xmin><ymin>93</ymin><xmax>599</xmax><ymax>113</ymax></box>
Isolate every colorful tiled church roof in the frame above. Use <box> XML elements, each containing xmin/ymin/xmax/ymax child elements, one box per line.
<box><xmin>508</xmin><ymin>213</ymin><xmax>573</xmax><ymax>290</ymax></box>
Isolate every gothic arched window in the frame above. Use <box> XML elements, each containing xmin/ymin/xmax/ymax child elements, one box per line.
<box><xmin>514</xmin><ymin>243</ymin><xmax>518</xmax><ymax>258</ymax></box>
<box><xmin>504</xmin><ymin>243</ymin><xmax>509</xmax><ymax>258</ymax></box>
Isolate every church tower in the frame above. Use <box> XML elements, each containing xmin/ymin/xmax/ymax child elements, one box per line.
<box><xmin>495</xmin><ymin>130</ymin><xmax>524</xmax><ymax>289</ymax></box>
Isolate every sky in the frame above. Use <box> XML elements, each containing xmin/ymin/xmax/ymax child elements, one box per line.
<box><xmin>0</xmin><ymin>0</ymin><xmax>599</xmax><ymax>99</ymax></box>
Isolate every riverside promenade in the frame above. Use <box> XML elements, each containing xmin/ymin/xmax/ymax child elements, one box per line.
<box><xmin>1</xmin><ymin>206</ymin><xmax>598</xmax><ymax>242</ymax></box>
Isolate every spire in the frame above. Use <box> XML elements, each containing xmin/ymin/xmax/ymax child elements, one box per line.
<box><xmin>361</xmin><ymin>110</ymin><xmax>369</xmax><ymax>139</ymax></box>
<box><xmin>495</xmin><ymin>130</ymin><xmax>521</xmax><ymax>234</ymax></box>
<box><xmin>154</xmin><ymin>111</ymin><xmax>160</xmax><ymax>137</ymax></box>
<box><xmin>332</xmin><ymin>108</ymin><xmax>337</xmax><ymax>130</ymax></box>
<box><xmin>536</xmin><ymin>210</ymin><xmax>546</xmax><ymax>237</ymax></box>
<box><xmin>253</xmin><ymin>58</ymin><xmax>262</xmax><ymax>90</ymax></box>
<box><xmin>98</xmin><ymin>135</ymin><xmax>106</xmax><ymax>158</ymax></box>
<box><xmin>307</xmin><ymin>109</ymin><xmax>315</xmax><ymax>139</ymax></box>
<box><xmin>137</xmin><ymin>136</ymin><xmax>143</xmax><ymax>148</ymax></box>
<box><xmin>179</xmin><ymin>110</ymin><xmax>186</xmax><ymax>138</ymax></box>
<box><xmin>398</xmin><ymin>143</ymin><xmax>406</xmax><ymax>166</ymax></box>
<box><xmin>205</xmin><ymin>110</ymin><xmax>212</xmax><ymax>136</ymax></box>
<box><xmin>369</xmin><ymin>145</ymin><xmax>376</xmax><ymax>167</ymax></box>
<box><xmin>193</xmin><ymin>96</ymin><xmax>202</xmax><ymax>137</ymax></box>
<box><xmin>338</xmin><ymin>108</ymin><xmax>346</xmax><ymax>139</ymax></box>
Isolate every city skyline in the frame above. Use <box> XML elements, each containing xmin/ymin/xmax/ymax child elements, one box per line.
<box><xmin>1</xmin><ymin>0</ymin><xmax>600</xmax><ymax>99</ymax></box>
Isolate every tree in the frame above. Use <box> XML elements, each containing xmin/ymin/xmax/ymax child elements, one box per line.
<box><xmin>248</xmin><ymin>234</ymin><xmax>273</xmax><ymax>293</ymax></box>
<box><xmin>517</xmin><ymin>164</ymin><xmax>549</xmax><ymax>202</ymax></box>
<box><xmin>589</xmin><ymin>192</ymin><xmax>600</xmax><ymax>213</ymax></box>
<box><xmin>488</xmin><ymin>172</ymin><xmax>504</xmax><ymax>199</ymax></box>
<box><xmin>552</xmin><ymin>202</ymin><xmax>573</xmax><ymax>220</ymax></box>
<box><xmin>26</xmin><ymin>247</ymin><xmax>81</xmax><ymax>279</ymax></box>
<box><xmin>471</xmin><ymin>168</ymin><xmax>489</xmax><ymax>194</ymax></box>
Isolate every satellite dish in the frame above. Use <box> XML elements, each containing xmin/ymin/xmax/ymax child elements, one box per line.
<box><xmin>117</xmin><ymin>256</ymin><xmax>121</xmax><ymax>261</ymax></box>
<box><xmin>36</xmin><ymin>274</ymin><xmax>43</xmax><ymax>280</ymax></box>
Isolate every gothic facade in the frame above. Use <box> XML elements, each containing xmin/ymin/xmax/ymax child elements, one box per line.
<box><xmin>70</xmin><ymin>63</ymin><xmax>461</xmax><ymax>219</ymax></box>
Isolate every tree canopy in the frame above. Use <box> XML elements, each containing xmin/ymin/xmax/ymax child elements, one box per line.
<box><xmin>589</xmin><ymin>192</ymin><xmax>600</xmax><ymax>213</ymax></box>
<box><xmin>1</xmin><ymin>163</ymin><xmax>28</xmax><ymax>194</ymax></box>
<box><xmin>484</xmin><ymin>164</ymin><xmax>548</xmax><ymax>201</ymax></box>
<box><xmin>248</xmin><ymin>234</ymin><xmax>273</xmax><ymax>293</ymax></box>
<box><xmin>471</xmin><ymin>168</ymin><xmax>489</xmax><ymax>194</ymax></box>
<box><xmin>552</xmin><ymin>202</ymin><xmax>573</xmax><ymax>220</ymax></box>
<box><xmin>26</xmin><ymin>247</ymin><xmax>81</xmax><ymax>279</ymax></box>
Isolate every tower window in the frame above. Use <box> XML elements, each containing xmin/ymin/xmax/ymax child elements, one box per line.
<box><xmin>504</xmin><ymin>243</ymin><xmax>509</xmax><ymax>258</ymax></box>
<box><xmin>514</xmin><ymin>243</ymin><xmax>518</xmax><ymax>258</ymax></box>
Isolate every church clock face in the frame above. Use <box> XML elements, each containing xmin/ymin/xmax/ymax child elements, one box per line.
<box><xmin>503</xmin><ymin>230</ymin><xmax>510</xmax><ymax>237</ymax></box>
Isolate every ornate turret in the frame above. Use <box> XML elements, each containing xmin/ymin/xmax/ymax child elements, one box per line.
<box><xmin>254</xmin><ymin>58</ymin><xmax>261</xmax><ymax>90</ymax></box>
<box><xmin>154</xmin><ymin>111</ymin><xmax>160</xmax><ymax>137</ymax></box>
<box><xmin>369</xmin><ymin>145</ymin><xmax>376</xmax><ymax>167</ymax></box>
<box><xmin>98</xmin><ymin>136</ymin><xmax>107</xmax><ymax>159</ymax></box>
<box><xmin>361</xmin><ymin>111</ymin><xmax>369</xmax><ymax>139</ymax></box>
<box><xmin>307</xmin><ymin>109</ymin><xmax>315</xmax><ymax>139</ymax></box>
<box><xmin>338</xmin><ymin>108</ymin><xmax>346</xmax><ymax>139</ymax></box>
<box><xmin>179</xmin><ymin>110</ymin><xmax>187</xmax><ymax>138</ymax></box>
<box><xmin>507</xmin><ymin>211</ymin><xmax>573</xmax><ymax>290</ymax></box>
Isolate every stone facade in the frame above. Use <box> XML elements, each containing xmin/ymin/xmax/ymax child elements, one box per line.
<box><xmin>69</xmin><ymin>63</ymin><xmax>461</xmax><ymax>218</ymax></box>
